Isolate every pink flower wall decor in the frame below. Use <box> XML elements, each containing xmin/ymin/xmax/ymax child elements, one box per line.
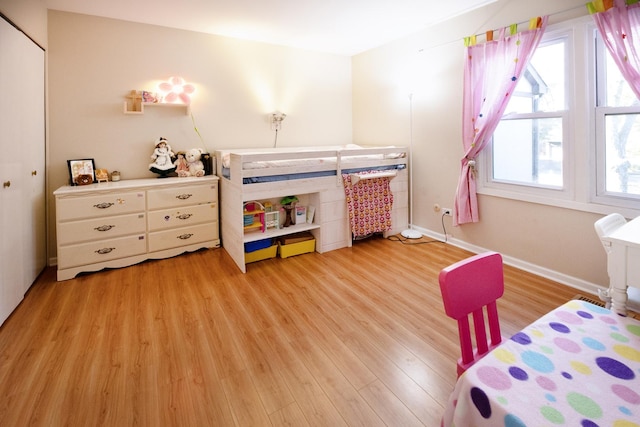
<box><xmin>158</xmin><ymin>76</ymin><xmax>195</xmax><ymax>104</ymax></box>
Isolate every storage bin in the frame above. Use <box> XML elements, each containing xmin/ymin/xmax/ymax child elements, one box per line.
<box><xmin>278</xmin><ymin>239</ymin><xmax>315</xmax><ymax>258</ymax></box>
<box><xmin>245</xmin><ymin>238</ymin><xmax>272</xmax><ymax>253</ymax></box>
<box><xmin>245</xmin><ymin>244</ymin><xmax>277</xmax><ymax>263</ymax></box>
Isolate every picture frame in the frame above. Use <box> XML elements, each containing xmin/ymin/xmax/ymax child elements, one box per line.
<box><xmin>67</xmin><ymin>158</ymin><xmax>96</xmax><ymax>186</ymax></box>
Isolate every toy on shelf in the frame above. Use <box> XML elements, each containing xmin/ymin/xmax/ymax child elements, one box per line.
<box><xmin>263</xmin><ymin>201</ymin><xmax>280</xmax><ymax>230</ymax></box>
<box><xmin>280</xmin><ymin>195</ymin><xmax>298</xmax><ymax>227</ymax></box>
<box><xmin>243</xmin><ymin>201</ymin><xmax>265</xmax><ymax>233</ymax></box>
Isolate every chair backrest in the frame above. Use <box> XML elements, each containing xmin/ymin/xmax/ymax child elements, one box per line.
<box><xmin>594</xmin><ymin>213</ymin><xmax>626</xmax><ymax>255</ymax></box>
<box><xmin>439</xmin><ymin>251</ymin><xmax>504</xmax><ymax>377</ymax></box>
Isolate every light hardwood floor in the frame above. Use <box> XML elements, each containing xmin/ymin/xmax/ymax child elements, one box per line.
<box><xmin>0</xmin><ymin>236</ymin><xmax>584</xmax><ymax>426</ymax></box>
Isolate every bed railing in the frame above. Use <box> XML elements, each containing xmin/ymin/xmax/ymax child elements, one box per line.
<box><xmin>219</xmin><ymin>146</ymin><xmax>408</xmax><ymax>188</ymax></box>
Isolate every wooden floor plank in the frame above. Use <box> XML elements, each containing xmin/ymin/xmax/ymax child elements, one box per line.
<box><xmin>0</xmin><ymin>236</ymin><xmax>590</xmax><ymax>426</ymax></box>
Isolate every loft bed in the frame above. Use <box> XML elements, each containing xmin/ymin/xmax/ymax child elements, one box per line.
<box><xmin>214</xmin><ymin>145</ymin><xmax>409</xmax><ymax>273</ymax></box>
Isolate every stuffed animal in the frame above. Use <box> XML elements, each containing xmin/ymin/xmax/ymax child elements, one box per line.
<box><xmin>184</xmin><ymin>148</ymin><xmax>205</xmax><ymax>177</ymax></box>
<box><xmin>149</xmin><ymin>137</ymin><xmax>176</xmax><ymax>177</ymax></box>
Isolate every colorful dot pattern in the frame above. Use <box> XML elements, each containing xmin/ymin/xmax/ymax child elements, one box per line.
<box><xmin>442</xmin><ymin>300</ymin><xmax>640</xmax><ymax>426</ymax></box>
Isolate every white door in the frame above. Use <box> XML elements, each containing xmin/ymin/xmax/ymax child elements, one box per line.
<box><xmin>20</xmin><ymin>27</ymin><xmax>46</xmax><ymax>289</ymax></box>
<box><xmin>0</xmin><ymin>17</ymin><xmax>46</xmax><ymax>325</ymax></box>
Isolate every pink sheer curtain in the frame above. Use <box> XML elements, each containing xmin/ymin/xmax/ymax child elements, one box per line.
<box><xmin>588</xmin><ymin>0</ymin><xmax>640</xmax><ymax>98</ymax></box>
<box><xmin>453</xmin><ymin>17</ymin><xmax>548</xmax><ymax>226</ymax></box>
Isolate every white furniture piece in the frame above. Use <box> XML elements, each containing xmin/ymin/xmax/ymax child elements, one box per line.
<box><xmin>215</xmin><ymin>146</ymin><xmax>408</xmax><ymax>273</ymax></box>
<box><xmin>0</xmin><ymin>16</ymin><xmax>46</xmax><ymax>326</ymax></box>
<box><xmin>54</xmin><ymin>176</ymin><xmax>220</xmax><ymax>281</ymax></box>
<box><xmin>599</xmin><ymin>214</ymin><xmax>640</xmax><ymax>315</ymax></box>
<box><xmin>594</xmin><ymin>213</ymin><xmax>627</xmax><ymax>308</ymax></box>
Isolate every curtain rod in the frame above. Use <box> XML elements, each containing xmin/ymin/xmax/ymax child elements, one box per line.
<box><xmin>417</xmin><ymin>3</ymin><xmax>586</xmax><ymax>53</ymax></box>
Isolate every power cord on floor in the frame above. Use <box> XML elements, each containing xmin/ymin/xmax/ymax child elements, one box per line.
<box><xmin>387</xmin><ymin>212</ymin><xmax>450</xmax><ymax>245</ymax></box>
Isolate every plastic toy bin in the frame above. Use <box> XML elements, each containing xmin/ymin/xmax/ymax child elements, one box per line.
<box><xmin>244</xmin><ymin>238</ymin><xmax>272</xmax><ymax>253</ymax></box>
<box><xmin>245</xmin><ymin>244</ymin><xmax>277</xmax><ymax>263</ymax></box>
<box><xmin>278</xmin><ymin>239</ymin><xmax>316</xmax><ymax>258</ymax></box>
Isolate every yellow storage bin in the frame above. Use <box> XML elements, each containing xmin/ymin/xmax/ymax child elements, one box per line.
<box><xmin>245</xmin><ymin>244</ymin><xmax>278</xmax><ymax>263</ymax></box>
<box><xmin>278</xmin><ymin>239</ymin><xmax>316</xmax><ymax>259</ymax></box>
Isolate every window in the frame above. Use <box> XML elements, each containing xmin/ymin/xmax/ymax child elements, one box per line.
<box><xmin>478</xmin><ymin>18</ymin><xmax>640</xmax><ymax>216</ymax></box>
<box><xmin>486</xmin><ymin>34</ymin><xmax>568</xmax><ymax>192</ymax></box>
<box><xmin>595</xmin><ymin>34</ymin><xmax>640</xmax><ymax>206</ymax></box>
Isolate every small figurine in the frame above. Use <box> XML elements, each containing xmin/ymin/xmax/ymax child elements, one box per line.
<box><xmin>174</xmin><ymin>151</ymin><xmax>190</xmax><ymax>177</ymax></box>
<box><xmin>280</xmin><ymin>195</ymin><xmax>298</xmax><ymax>227</ymax></box>
<box><xmin>149</xmin><ymin>137</ymin><xmax>176</xmax><ymax>178</ymax></box>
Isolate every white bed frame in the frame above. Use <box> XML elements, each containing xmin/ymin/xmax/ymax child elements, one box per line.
<box><xmin>215</xmin><ymin>146</ymin><xmax>409</xmax><ymax>273</ymax></box>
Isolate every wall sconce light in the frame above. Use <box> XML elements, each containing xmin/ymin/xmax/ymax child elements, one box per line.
<box><xmin>158</xmin><ymin>76</ymin><xmax>195</xmax><ymax>104</ymax></box>
<box><xmin>270</xmin><ymin>111</ymin><xmax>286</xmax><ymax>131</ymax></box>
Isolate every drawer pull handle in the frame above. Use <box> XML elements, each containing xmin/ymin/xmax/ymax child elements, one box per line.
<box><xmin>177</xmin><ymin>213</ymin><xmax>193</xmax><ymax>220</ymax></box>
<box><xmin>176</xmin><ymin>194</ymin><xmax>193</xmax><ymax>200</ymax></box>
<box><xmin>2</xmin><ymin>181</ymin><xmax>10</xmax><ymax>188</ymax></box>
<box><xmin>94</xmin><ymin>225</ymin><xmax>115</xmax><ymax>232</ymax></box>
<box><xmin>177</xmin><ymin>233</ymin><xmax>194</xmax><ymax>240</ymax></box>
<box><xmin>94</xmin><ymin>202</ymin><xmax>114</xmax><ymax>209</ymax></box>
<box><xmin>95</xmin><ymin>247</ymin><xmax>115</xmax><ymax>254</ymax></box>
<box><xmin>32</xmin><ymin>170</ymin><xmax>37</xmax><ymax>176</ymax></box>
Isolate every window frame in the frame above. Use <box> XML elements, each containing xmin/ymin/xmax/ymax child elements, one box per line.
<box><xmin>592</xmin><ymin>31</ymin><xmax>640</xmax><ymax>209</ymax></box>
<box><xmin>478</xmin><ymin>26</ymin><xmax>574</xmax><ymax>202</ymax></box>
<box><xmin>476</xmin><ymin>16</ymin><xmax>640</xmax><ymax>218</ymax></box>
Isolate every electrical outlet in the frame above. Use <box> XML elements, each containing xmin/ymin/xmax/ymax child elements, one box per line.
<box><xmin>442</xmin><ymin>208</ymin><xmax>452</xmax><ymax>216</ymax></box>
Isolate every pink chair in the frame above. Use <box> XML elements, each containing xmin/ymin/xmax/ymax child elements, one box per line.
<box><xmin>439</xmin><ymin>251</ymin><xmax>504</xmax><ymax>377</ymax></box>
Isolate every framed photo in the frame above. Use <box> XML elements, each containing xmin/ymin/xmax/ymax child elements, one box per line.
<box><xmin>67</xmin><ymin>158</ymin><xmax>96</xmax><ymax>186</ymax></box>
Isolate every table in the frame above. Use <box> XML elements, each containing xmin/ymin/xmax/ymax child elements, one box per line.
<box><xmin>602</xmin><ymin>215</ymin><xmax>640</xmax><ymax>315</ymax></box>
<box><xmin>442</xmin><ymin>300</ymin><xmax>640</xmax><ymax>427</ymax></box>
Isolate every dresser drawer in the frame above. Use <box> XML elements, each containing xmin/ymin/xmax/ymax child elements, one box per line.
<box><xmin>147</xmin><ymin>183</ymin><xmax>217</xmax><ymax>210</ymax></box>
<box><xmin>148</xmin><ymin>223</ymin><xmax>219</xmax><ymax>252</ymax></box>
<box><xmin>57</xmin><ymin>234</ymin><xmax>147</xmax><ymax>269</ymax></box>
<box><xmin>57</xmin><ymin>213</ymin><xmax>146</xmax><ymax>245</ymax></box>
<box><xmin>57</xmin><ymin>191</ymin><xmax>146</xmax><ymax>221</ymax></box>
<box><xmin>148</xmin><ymin>203</ymin><xmax>218</xmax><ymax>231</ymax></box>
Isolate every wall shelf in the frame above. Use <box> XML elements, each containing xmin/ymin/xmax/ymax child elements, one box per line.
<box><xmin>123</xmin><ymin>101</ymin><xmax>190</xmax><ymax>115</ymax></box>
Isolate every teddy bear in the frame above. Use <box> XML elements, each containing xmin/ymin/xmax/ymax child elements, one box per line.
<box><xmin>184</xmin><ymin>148</ymin><xmax>205</xmax><ymax>177</ymax></box>
<box><xmin>149</xmin><ymin>137</ymin><xmax>176</xmax><ymax>177</ymax></box>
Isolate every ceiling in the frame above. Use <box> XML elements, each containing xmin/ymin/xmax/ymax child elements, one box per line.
<box><xmin>45</xmin><ymin>0</ymin><xmax>495</xmax><ymax>56</ymax></box>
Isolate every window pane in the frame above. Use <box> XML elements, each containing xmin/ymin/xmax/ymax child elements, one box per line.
<box><xmin>493</xmin><ymin>118</ymin><xmax>563</xmax><ymax>187</ymax></box>
<box><xmin>605</xmin><ymin>53</ymin><xmax>638</xmax><ymax>107</ymax></box>
<box><xmin>604</xmin><ymin>113</ymin><xmax>640</xmax><ymax>196</ymax></box>
<box><xmin>505</xmin><ymin>40</ymin><xmax>566</xmax><ymax>114</ymax></box>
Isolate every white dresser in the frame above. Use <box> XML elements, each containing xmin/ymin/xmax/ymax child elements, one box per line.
<box><xmin>54</xmin><ymin>176</ymin><xmax>219</xmax><ymax>281</ymax></box>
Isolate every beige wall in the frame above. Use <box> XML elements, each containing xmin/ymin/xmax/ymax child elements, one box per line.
<box><xmin>47</xmin><ymin>11</ymin><xmax>353</xmax><ymax>259</ymax></box>
<box><xmin>0</xmin><ymin>0</ymin><xmax>47</xmax><ymax>48</ymax></box>
<box><xmin>33</xmin><ymin>2</ymin><xmax>639</xmax><ymax>303</ymax></box>
<box><xmin>352</xmin><ymin>0</ymin><xmax>636</xmax><ymax>300</ymax></box>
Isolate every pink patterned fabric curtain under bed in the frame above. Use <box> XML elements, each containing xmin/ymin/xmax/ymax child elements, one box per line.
<box><xmin>342</xmin><ymin>173</ymin><xmax>394</xmax><ymax>238</ymax></box>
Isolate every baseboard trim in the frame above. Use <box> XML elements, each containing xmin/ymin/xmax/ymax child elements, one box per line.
<box><xmin>418</xmin><ymin>227</ymin><xmax>640</xmax><ymax>312</ymax></box>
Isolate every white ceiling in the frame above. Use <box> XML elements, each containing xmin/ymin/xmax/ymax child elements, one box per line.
<box><xmin>45</xmin><ymin>0</ymin><xmax>495</xmax><ymax>56</ymax></box>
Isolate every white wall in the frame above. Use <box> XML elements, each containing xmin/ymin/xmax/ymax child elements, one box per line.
<box><xmin>47</xmin><ymin>11</ymin><xmax>353</xmax><ymax>259</ymax></box>
<box><xmin>352</xmin><ymin>0</ymin><xmax>624</xmax><ymax>297</ymax></box>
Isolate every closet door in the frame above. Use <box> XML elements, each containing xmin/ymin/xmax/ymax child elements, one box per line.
<box><xmin>20</xmin><ymin>24</ymin><xmax>46</xmax><ymax>289</ymax></box>
<box><xmin>0</xmin><ymin>16</ymin><xmax>46</xmax><ymax>325</ymax></box>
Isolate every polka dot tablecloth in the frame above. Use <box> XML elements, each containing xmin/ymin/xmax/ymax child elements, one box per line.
<box><xmin>442</xmin><ymin>300</ymin><xmax>640</xmax><ymax>427</ymax></box>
